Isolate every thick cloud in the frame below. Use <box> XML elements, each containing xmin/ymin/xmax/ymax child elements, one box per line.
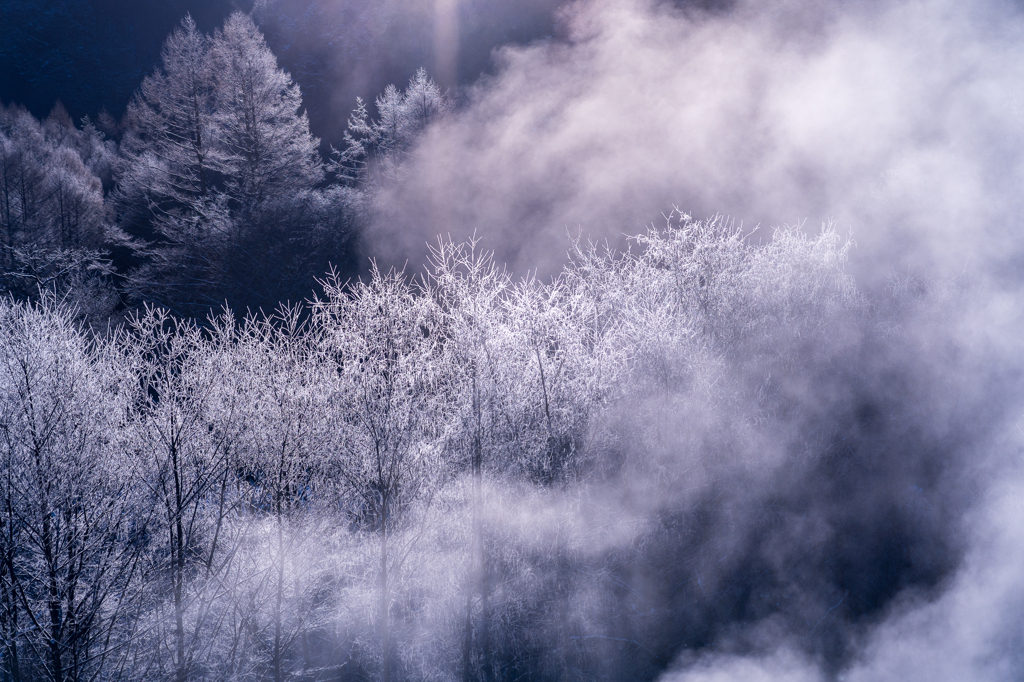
<box><xmin>367</xmin><ymin>0</ymin><xmax>1024</xmax><ymax>285</ymax></box>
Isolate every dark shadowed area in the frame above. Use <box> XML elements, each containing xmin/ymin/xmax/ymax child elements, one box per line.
<box><xmin>0</xmin><ymin>0</ymin><xmax>255</xmax><ymax>121</ymax></box>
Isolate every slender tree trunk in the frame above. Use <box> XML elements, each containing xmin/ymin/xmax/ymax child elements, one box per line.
<box><xmin>1</xmin><ymin>575</ymin><xmax>12</xmax><ymax>682</ymax></box>
<box><xmin>171</xmin><ymin>440</ymin><xmax>187</xmax><ymax>682</ymax></box>
<box><xmin>478</xmin><ymin>525</ymin><xmax>492</xmax><ymax>682</ymax></box>
<box><xmin>461</xmin><ymin>464</ymin><xmax>485</xmax><ymax>682</ymax></box>
<box><xmin>1</xmin><ymin>547</ymin><xmax>20</xmax><ymax>682</ymax></box>
<box><xmin>461</xmin><ymin>584</ymin><xmax>473</xmax><ymax>682</ymax></box>
<box><xmin>474</xmin><ymin>446</ymin><xmax>492</xmax><ymax>682</ymax></box>
<box><xmin>192</xmin><ymin>90</ymin><xmax>207</xmax><ymax>199</ymax></box>
<box><xmin>173</xmin><ymin>523</ymin><xmax>186</xmax><ymax>682</ymax></box>
<box><xmin>1</xmin><ymin>166</ymin><xmax>15</xmax><ymax>270</ymax></box>
<box><xmin>64</xmin><ymin>518</ymin><xmax>77</xmax><ymax>682</ymax></box>
<box><xmin>274</xmin><ymin>492</ymin><xmax>285</xmax><ymax>682</ymax></box>
<box><xmin>462</xmin><ymin>372</ymin><xmax>494</xmax><ymax>682</ymax></box>
<box><xmin>380</xmin><ymin>497</ymin><xmax>390</xmax><ymax>682</ymax></box>
<box><xmin>43</xmin><ymin>514</ymin><xmax>62</xmax><ymax>682</ymax></box>
<box><xmin>2</xmin><ymin>487</ymin><xmax>21</xmax><ymax>682</ymax></box>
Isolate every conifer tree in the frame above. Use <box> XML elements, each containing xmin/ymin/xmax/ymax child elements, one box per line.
<box><xmin>212</xmin><ymin>12</ymin><xmax>323</xmax><ymax>215</ymax></box>
<box><xmin>116</xmin><ymin>13</ymin><xmax>327</xmax><ymax>316</ymax></box>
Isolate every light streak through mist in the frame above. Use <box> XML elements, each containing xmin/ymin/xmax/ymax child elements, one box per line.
<box><xmin>433</xmin><ymin>0</ymin><xmax>460</xmax><ymax>88</ymax></box>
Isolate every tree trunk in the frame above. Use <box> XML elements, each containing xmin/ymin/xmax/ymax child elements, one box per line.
<box><xmin>43</xmin><ymin>514</ymin><xmax>62</xmax><ymax>682</ymax></box>
<box><xmin>2</xmin><ymin>487</ymin><xmax>21</xmax><ymax>682</ymax></box>
<box><xmin>274</xmin><ymin>492</ymin><xmax>285</xmax><ymax>682</ymax></box>
<box><xmin>475</xmin><ymin>470</ymin><xmax>493</xmax><ymax>682</ymax></box>
<box><xmin>1</xmin><ymin>547</ymin><xmax>20</xmax><ymax>682</ymax></box>
<box><xmin>461</xmin><ymin>586</ymin><xmax>473</xmax><ymax>682</ymax></box>
<box><xmin>171</xmin><ymin>440</ymin><xmax>187</xmax><ymax>682</ymax></box>
<box><xmin>380</xmin><ymin>504</ymin><xmax>390</xmax><ymax>682</ymax></box>
<box><xmin>462</xmin><ymin>371</ymin><xmax>493</xmax><ymax>682</ymax></box>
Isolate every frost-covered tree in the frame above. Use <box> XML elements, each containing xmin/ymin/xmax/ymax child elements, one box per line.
<box><xmin>117</xmin><ymin>13</ymin><xmax>329</xmax><ymax>316</ymax></box>
<box><xmin>0</xmin><ymin>214</ymin><xmax>890</xmax><ymax>682</ymax></box>
<box><xmin>0</xmin><ymin>104</ymin><xmax>111</xmax><ymax>257</ymax></box>
<box><xmin>426</xmin><ymin>238</ymin><xmax>524</xmax><ymax>682</ymax></box>
<box><xmin>0</xmin><ymin>104</ymin><xmax>118</xmax><ymax>324</ymax></box>
<box><xmin>216</xmin><ymin>308</ymin><xmax>333</xmax><ymax>682</ymax></box>
<box><xmin>117</xmin><ymin>308</ymin><xmax>249</xmax><ymax>682</ymax></box>
<box><xmin>212</xmin><ymin>12</ymin><xmax>323</xmax><ymax>214</ymax></box>
<box><xmin>313</xmin><ymin>267</ymin><xmax>447</xmax><ymax>682</ymax></box>
<box><xmin>117</xmin><ymin>16</ymin><xmax>221</xmax><ymax>241</ymax></box>
<box><xmin>334</xmin><ymin>67</ymin><xmax>452</xmax><ymax>189</ymax></box>
<box><xmin>0</xmin><ymin>107</ymin><xmax>51</xmax><ymax>268</ymax></box>
<box><xmin>112</xmin><ymin>10</ymin><xmax>327</xmax><ymax>219</ymax></box>
<box><xmin>0</xmin><ymin>299</ymin><xmax>143</xmax><ymax>682</ymax></box>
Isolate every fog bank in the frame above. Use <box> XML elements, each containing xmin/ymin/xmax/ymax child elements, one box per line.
<box><xmin>367</xmin><ymin>0</ymin><xmax>1024</xmax><ymax>286</ymax></box>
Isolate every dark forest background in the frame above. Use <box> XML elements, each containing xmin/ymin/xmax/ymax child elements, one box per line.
<box><xmin>0</xmin><ymin>0</ymin><xmax>569</xmax><ymax>321</ymax></box>
<box><xmin>0</xmin><ymin>0</ymin><xmax>562</xmax><ymax>145</ymax></box>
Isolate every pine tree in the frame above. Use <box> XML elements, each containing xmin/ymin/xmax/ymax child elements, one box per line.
<box><xmin>334</xmin><ymin>67</ymin><xmax>452</xmax><ymax>189</ymax></box>
<box><xmin>117</xmin><ymin>15</ymin><xmax>222</xmax><ymax>241</ymax></box>
<box><xmin>116</xmin><ymin>13</ymin><xmax>328</xmax><ymax>316</ymax></box>
<box><xmin>212</xmin><ymin>12</ymin><xmax>322</xmax><ymax>215</ymax></box>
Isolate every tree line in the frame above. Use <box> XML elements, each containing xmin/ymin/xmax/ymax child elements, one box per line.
<box><xmin>0</xmin><ymin>213</ymin><xmax>889</xmax><ymax>681</ymax></box>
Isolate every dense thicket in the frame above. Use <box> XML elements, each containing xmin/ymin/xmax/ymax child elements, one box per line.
<box><xmin>0</xmin><ymin>217</ymin><xmax>980</xmax><ymax>681</ymax></box>
<box><xmin>0</xmin><ymin>102</ymin><xmax>121</xmax><ymax>326</ymax></box>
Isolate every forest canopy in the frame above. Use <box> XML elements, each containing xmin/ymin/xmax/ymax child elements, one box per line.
<box><xmin>3</xmin><ymin>216</ymin><xmax>941</xmax><ymax>682</ymax></box>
